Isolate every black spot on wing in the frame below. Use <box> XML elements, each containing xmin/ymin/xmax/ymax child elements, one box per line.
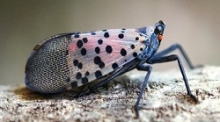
<box><xmin>112</xmin><ymin>63</ymin><xmax>118</xmax><ymax>69</ymax></box>
<box><xmin>91</xmin><ymin>32</ymin><xmax>96</xmax><ymax>35</ymax></box>
<box><xmin>78</xmin><ymin>62</ymin><xmax>83</xmax><ymax>69</ymax></box>
<box><xmin>106</xmin><ymin>45</ymin><xmax>113</xmax><ymax>54</ymax></box>
<box><xmin>98</xmin><ymin>39</ymin><xmax>103</xmax><ymax>45</ymax></box>
<box><xmin>95</xmin><ymin>70</ymin><xmax>102</xmax><ymax>78</ymax></box>
<box><xmin>82</xmin><ymin>77</ymin><xmax>88</xmax><ymax>84</ymax></box>
<box><xmin>131</xmin><ymin>44</ymin><xmax>135</xmax><ymax>49</ymax></box>
<box><xmin>94</xmin><ymin>56</ymin><xmax>105</xmax><ymax>68</ymax></box>
<box><xmin>73</xmin><ymin>59</ymin><xmax>79</xmax><ymax>66</ymax></box>
<box><xmin>85</xmin><ymin>71</ymin><xmax>90</xmax><ymax>76</ymax></box>
<box><xmin>95</xmin><ymin>47</ymin><xmax>100</xmax><ymax>54</ymax></box>
<box><xmin>133</xmin><ymin>52</ymin><xmax>138</xmax><ymax>57</ymax></box>
<box><xmin>94</xmin><ymin>56</ymin><xmax>101</xmax><ymax>64</ymax></box>
<box><xmin>77</xmin><ymin>40</ymin><xmax>83</xmax><ymax>48</ymax></box>
<box><xmin>82</xmin><ymin>38</ymin><xmax>88</xmax><ymax>43</ymax></box>
<box><xmin>104</xmin><ymin>32</ymin><xmax>109</xmax><ymax>38</ymax></box>
<box><xmin>81</xmin><ymin>48</ymin><xmax>87</xmax><ymax>56</ymax></box>
<box><xmin>98</xmin><ymin>61</ymin><xmax>105</xmax><ymax>68</ymax></box>
<box><xmin>76</xmin><ymin>72</ymin><xmax>82</xmax><ymax>79</ymax></box>
<box><xmin>74</xmin><ymin>34</ymin><xmax>80</xmax><ymax>38</ymax></box>
<box><xmin>120</xmin><ymin>48</ymin><xmax>127</xmax><ymax>56</ymax></box>
<box><xmin>118</xmin><ymin>33</ymin><xmax>124</xmax><ymax>39</ymax></box>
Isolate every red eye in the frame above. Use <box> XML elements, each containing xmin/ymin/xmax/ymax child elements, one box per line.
<box><xmin>158</xmin><ymin>34</ymin><xmax>163</xmax><ymax>41</ymax></box>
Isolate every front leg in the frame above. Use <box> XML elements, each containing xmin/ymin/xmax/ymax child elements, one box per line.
<box><xmin>147</xmin><ymin>54</ymin><xmax>198</xmax><ymax>101</ymax></box>
<box><xmin>153</xmin><ymin>43</ymin><xmax>201</xmax><ymax>69</ymax></box>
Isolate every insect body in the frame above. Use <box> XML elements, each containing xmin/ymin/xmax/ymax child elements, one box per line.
<box><xmin>25</xmin><ymin>20</ymin><xmax>198</xmax><ymax>118</ymax></box>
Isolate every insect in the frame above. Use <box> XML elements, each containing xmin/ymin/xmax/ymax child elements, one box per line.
<box><xmin>25</xmin><ymin>20</ymin><xmax>198</xmax><ymax>118</ymax></box>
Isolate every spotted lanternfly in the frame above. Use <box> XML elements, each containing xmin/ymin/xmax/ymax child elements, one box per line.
<box><xmin>25</xmin><ymin>20</ymin><xmax>199</xmax><ymax>118</ymax></box>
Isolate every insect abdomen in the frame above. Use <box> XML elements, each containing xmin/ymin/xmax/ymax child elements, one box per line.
<box><xmin>25</xmin><ymin>35</ymin><xmax>70</xmax><ymax>93</ymax></box>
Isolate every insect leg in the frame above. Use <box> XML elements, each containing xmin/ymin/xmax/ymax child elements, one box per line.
<box><xmin>153</xmin><ymin>43</ymin><xmax>200</xmax><ymax>69</ymax></box>
<box><xmin>134</xmin><ymin>64</ymin><xmax>152</xmax><ymax>118</ymax></box>
<box><xmin>147</xmin><ymin>54</ymin><xmax>198</xmax><ymax>100</ymax></box>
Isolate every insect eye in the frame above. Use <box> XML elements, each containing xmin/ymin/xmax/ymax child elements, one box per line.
<box><xmin>154</xmin><ymin>25</ymin><xmax>163</xmax><ymax>35</ymax></box>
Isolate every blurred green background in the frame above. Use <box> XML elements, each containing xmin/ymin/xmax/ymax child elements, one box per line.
<box><xmin>0</xmin><ymin>0</ymin><xmax>219</xmax><ymax>85</ymax></box>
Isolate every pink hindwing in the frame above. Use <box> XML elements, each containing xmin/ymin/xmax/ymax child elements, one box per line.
<box><xmin>66</xmin><ymin>28</ymin><xmax>147</xmax><ymax>89</ymax></box>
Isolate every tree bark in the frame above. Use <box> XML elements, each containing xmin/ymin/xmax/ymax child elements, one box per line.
<box><xmin>0</xmin><ymin>65</ymin><xmax>220</xmax><ymax>121</ymax></box>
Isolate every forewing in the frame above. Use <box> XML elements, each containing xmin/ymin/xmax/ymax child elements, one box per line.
<box><xmin>66</xmin><ymin>29</ymin><xmax>147</xmax><ymax>88</ymax></box>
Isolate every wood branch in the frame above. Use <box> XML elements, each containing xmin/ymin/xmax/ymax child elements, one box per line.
<box><xmin>0</xmin><ymin>65</ymin><xmax>220</xmax><ymax>121</ymax></box>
